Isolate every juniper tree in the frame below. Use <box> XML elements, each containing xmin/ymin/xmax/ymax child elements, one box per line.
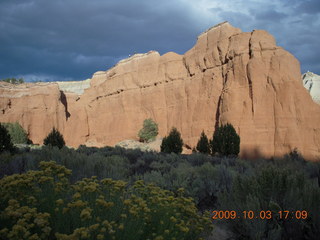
<box><xmin>160</xmin><ymin>127</ymin><xmax>183</xmax><ymax>154</ymax></box>
<box><xmin>210</xmin><ymin>123</ymin><xmax>240</xmax><ymax>156</ymax></box>
<box><xmin>43</xmin><ymin>127</ymin><xmax>65</xmax><ymax>149</ymax></box>
<box><xmin>196</xmin><ymin>131</ymin><xmax>210</xmax><ymax>154</ymax></box>
<box><xmin>0</xmin><ymin>123</ymin><xmax>14</xmax><ymax>153</ymax></box>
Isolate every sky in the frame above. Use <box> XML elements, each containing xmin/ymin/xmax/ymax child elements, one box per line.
<box><xmin>0</xmin><ymin>0</ymin><xmax>319</xmax><ymax>82</ymax></box>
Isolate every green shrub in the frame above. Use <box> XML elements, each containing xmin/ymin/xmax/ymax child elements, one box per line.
<box><xmin>187</xmin><ymin>153</ymin><xmax>209</xmax><ymax>166</ymax></box>
<box><xmin>219</xmin><ymin>167</ymin><xmax>320</xmax><ymax>239</ymax></box>
<box><xmin>160</xmin><ymin>127</ymin><xmax>183</xmax><ymax>154</ymax></box>
<box><xmin>2</xmin><ymin>122</ymin><xmax>29</xmax><ymax>144</ymax></box>
<box><xmin>0</xmin><ymin>161</ymin><xmax>212</xmax><ymax>239</ymax></box>
<box><xmin>131</xmin><ymin>152</ymin><xmax>159</xmax><ymax>175</ymax></box>
<box><xmin>196</xmin><ymin>131</ymin><xmax>210</xmax><ymax>154</ymax></box>
<box><xmin>210</xmin><ymin>123</ymin><xmax>240</xmax><ymax>156</ymax></box>
<box><xmin>1</xmin><ymin>77</ymin><xmax>24</xmax><ymax>84</ymax></box>
<box><xmin>0</xmin><ymin>124</ymin><xmax>14</xmax><ymax>153</ymax></box>
<box><xmin>43</xmin><ymin>127</ymin><xmax>65</xmax><ymax>149</ymax></box>
<box><xmin>138</xmin><ymin>118</ymin><xmax>158</xmax><ymax>142</ymax></box>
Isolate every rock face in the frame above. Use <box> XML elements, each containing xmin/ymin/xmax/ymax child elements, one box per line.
<box><xmin>1</xmin><ymin>22</ymin><xmax>320</xmax><ymax>160</ymax></box>
<box><xmin>302</xmin><ymin>72</ymin><xmax>320</xmax><ymax>104</ymax></box>
<box><xmin>56</xmin><ymin>79</ymin><xmax>91</xmax><ymax>95</ymax></box>
<box><xmin>0</xmin><ymin>82</ymin><xmax>66</xmax><ymax>144</ymax></box>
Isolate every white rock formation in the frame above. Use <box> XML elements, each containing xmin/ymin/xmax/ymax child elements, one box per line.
<box><xmin>302</xmin><ymin>71</ymin><xmax>320</xmax><ymax>104</ymax></box>
<box><xmin>55</xmin><ymin>79</ymin><xmax>91</xmax><ymax>95</ymax></box>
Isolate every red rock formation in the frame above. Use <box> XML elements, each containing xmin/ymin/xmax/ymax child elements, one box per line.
<box><xmin>0</xmin><ymin>82</ymin><xmax>66</xmax><ymax>144</ymax></box>
<box><xmin>1</xmin><ymin>22</ymin><xmax>320</xmax><ymax>160</ymax></box>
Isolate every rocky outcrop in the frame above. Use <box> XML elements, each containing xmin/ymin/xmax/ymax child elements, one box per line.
<box><xmin>116</xmin><ymin>138</ymin><xmax>163</xmax><ymax>152</ymax></box>
<box><xmin>302</xmin><ymin>71</ymin><xmax>320</xmax><ymax>104</ymax></box>
<box><xmin>56</xmin><ymin>79</ymin><xmax>91</xmax><ymax>95</ymax></box>
<box><xmin>1</xmin><ymin>22</ymin><xmax>320</xmax><ymax>160</ymax></box>
<box><xmin>0</xmin><ymin>82</ymin><xmax>66</xmax><ymax>144</ymax></box>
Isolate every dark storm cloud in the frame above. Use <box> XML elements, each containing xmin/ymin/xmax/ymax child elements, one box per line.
<box><xmin>297</xmin><ymin>0</ymin><xmax>320</xmax><ymax>14</ymax></box>
<box><xmin>253</xmin><ymin>10</ymin><xmax>287</xmax><ymax>21</ymax></box>
<box><xmin>0</xmin><ymin>0</ymin><xmax>319</xmax><ymax>82</ymax></box>
<box><xmin>0</xmin><ymin>0</ymin><xmax>200</xmax><ymax>81</ymax></box>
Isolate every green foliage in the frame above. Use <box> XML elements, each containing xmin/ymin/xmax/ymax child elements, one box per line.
<box><xmin>0</xmin><ymin>161</ymin><xmax>212</xmax><ymax>239</ymax></box>
<box><xmin>0</xmin><ymin>124</ymin><xmax>14</xmax><ymax>153</ymax></box>
<box><xmin>138</xmin><ymin>118</ymin><xmax>158</xmax><ymax>142</ymax></box>
<box><xmin>160</xmin><ymin>127</ymin><xmax>183</xmax><ymax>154</ymax></box>
<box><xmin>2</xmin><ymin>122</ymin><xmax>29</xmax><ymax>144</ymax></box>
<box><xmin>210</xmin><ymin>123</ymin><xmax>240</xmax><ymax>156</ymax></box>
<box><xmin>43</xmin><ymin>128</ymin><xmax>65</xmax><ymax>149</ymax></box>
<box><xmin>196</xmin><ymin>131</ymin><xmax>210</xmax><ymax>154</ymax></box>
<box><xmin>1</xmin><ymin>77</ymin><xmax>24</xmax><ymax>84</ymax></box>
<box><xmin>1</xmin><ymin>144</ymin><xmax>320</xmax><ymax>239</ymax></box>
<box><xmin>219</xmin><ymin>167</ymin><xmax>320</xmax><ymax>239</ymax></box>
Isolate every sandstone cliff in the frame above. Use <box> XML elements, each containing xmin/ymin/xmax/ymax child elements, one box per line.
<box><xmin>1</xmin><ymin>22</ymin><xmax>320</xmax><ymax>160</ymax></box>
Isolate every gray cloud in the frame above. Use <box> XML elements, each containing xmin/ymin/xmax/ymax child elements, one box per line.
<box><xmin>0</xmin><ymin>0</ymin><xmax>319</xmax><ymax>82</ymax></box>
<box><xmin>208</xmin><ymin>0</ymin><xmax>320</xmax><ymax>74</ymax></box>
<box><xmin>0</xmin><ymin>0</ymin><xmax>200</xmax><ymax>81</ymax></box>
<box><xmin>297</xmin><ymin>0</ymin><xmax>320</xmax><ymax>14</ymax></box>
<box><xmin>253</xmin><ymin>10</ymin><xmax>287</xmax><ymax>21</ymax></box>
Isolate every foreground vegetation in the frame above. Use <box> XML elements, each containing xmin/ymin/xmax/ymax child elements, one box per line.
<box><xmin>1</xmin><ymin>146</ymin><xmax>320</xmax><ymax>239</ymax></box>
<box><xmin>1</xmin><ymin>122</ymin><xmax>30</xmax><ymax>145</ymax></box>
<box><xmin>0</xmin><ymin>161</ymin><xmax>211</xmax><ymax>240</ymax></box>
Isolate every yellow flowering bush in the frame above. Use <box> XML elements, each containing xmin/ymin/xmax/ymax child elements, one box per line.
<box><xmin>0</xmin><ymin>161</ymin><xmax>212</xmax><ymax>239</ymax></box>
<box><xmin>0</xmin><ymin>200</ymin><xmax>51</xmax><ymax>240</ymax></box>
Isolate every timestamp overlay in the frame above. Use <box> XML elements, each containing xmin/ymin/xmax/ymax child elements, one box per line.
<box><xmin>211</xmin><ymin>210</ymin><xmax>309</xmax><ymax>220</ymax></box>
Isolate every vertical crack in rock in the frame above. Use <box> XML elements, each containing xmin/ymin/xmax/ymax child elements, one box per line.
<box><xmin>217</xmin><ymin>45</ymin><xmax>223</xmax><ymax>66</ymax></box>
<box><xmin>59</xmin><ymin>91</ymin><xmax>71</xmax><ymax>120</ymax></box>
<box><xmin>308</xmin><ymin>81</ymin><xmax>313</xmax><ymax>92</ymax></box>
<box><xmin>84</xmin><ymin>107</ymin><xmax>90</xmax><ymax>138</ymax></box>
<box><xmin>226</xmin><ymin>37</ymin><xmax>231</xmax><ymax>64</ymax></box>
<box><xmin>249</xmin><ymin>31</ymin><xmax>254</xmax><ymax>59</ymax></box>
<box><xmin>215</xmin><ymin>67</ymin><xmax>227</xmax><ymax>131</ymax></box>
<box><xmin>183</xmin><ymin>57</ymin><xmax>192</xmax><ymax>77</ymax></box>
<box><xmin>246</xmin><ymin>64</ymin><xmax>254</xmax><ymax>114</ymax></box>
<box><xmin>247</xmin><ymin>32</ymin><xmax>255</xmax><ymax>115</ymax></box>
<box><xmin>203</xmin><ymin>57</ymin><xmax>207</xmax><ymax>71</ymax></box>
<box><xmin>214</xmin><ymin>94</ymin><xmax>222</xmax><ymax>131</ymax></box>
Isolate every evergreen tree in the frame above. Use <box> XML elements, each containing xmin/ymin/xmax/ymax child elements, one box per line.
<box><xmin>43</xmin><ymin>128</ymin><xmax>65</xmax><ymax>149</ymax></box>
<box><xmin>0</xmin><ymin>123</ymin><xmax>14</xmax><ymax>153</ymax></box>
<box><xmin>196</xmin><ymin>131</ymin><xmax>210</xmax><ymax>154</ymax></box>
<box><xmin>138</xmin><ymin>118</ymin><xmax>158</xmax><ymax>142</ymax></box>
<box><xmin>160</xmin><ymin>127</ymin><xmax>183</xmax><ymax>154</ymax></box>
<box><xmin>2</xmin><ymin>122</ymin><xmax>28</xmax><ymax>144</ymax></box>
<box><xmin>210</xmin><ymin>123</ymin><xmax>240</xmax><ymax>156</ymax></box>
